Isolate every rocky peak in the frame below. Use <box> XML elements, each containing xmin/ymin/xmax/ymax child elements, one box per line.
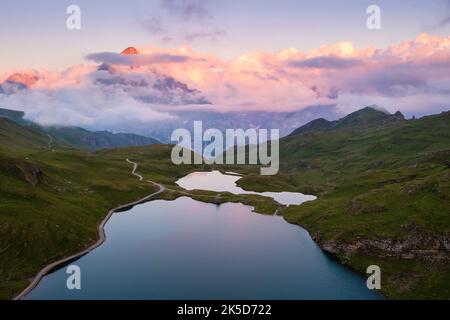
<box><xmin>290</xmin><ymin>105</ymin><xmax>407</xmax><ymax>136</ymax></box>
<box><xmin>6</xmin><ymin>72</ymin><xmax>39</xmax><ymax>87</ymax></box>
<box><xmin>121</xmin><ymin>47</ymin><xmax>140</xmax><ymax>55</ymax></box>
<box><xmin>393</xmin><ymin>111</ymin><xmax>405</xmax><ymax>120</ymax></box>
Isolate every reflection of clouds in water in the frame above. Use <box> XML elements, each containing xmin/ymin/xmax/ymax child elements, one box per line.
<box><xmin>176</xmin><ymin>170</ymin><xmax>316</xmax><ymax>206</ymax></box>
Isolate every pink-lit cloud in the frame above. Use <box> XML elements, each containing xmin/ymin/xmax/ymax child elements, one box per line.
<box><xmin>1</xmin><ymin>33</ymin><xmax>450</xmax><ymax>130</ymax></box>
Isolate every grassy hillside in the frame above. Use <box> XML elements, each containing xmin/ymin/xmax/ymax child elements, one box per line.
<box><xmin>1</xmin><ymin>106</ymin><xmax>449</xmax><ymax>299</ymax></box>
<box><xmin>0</xmin><ymin>118</ymin><xmax>52</xmax><ymax>150</ymax></box>
<box><xmin>43</xmin><ymin>126</ymin><xmax>160</xmax><ymax>151</ymax></box>
<box><xmin>0</xmin><ymin>118</ymin><xmax>277</xmax><ymax>299</ymax></box>
<box><xmin>0</xmin><ymin>107</ymin><xmax>160</xmax><ymax>151</ymax></box>
<box><xmin>232</xmin><ymin>109</ymin><xmax>450</xmax><ymax>299</ymax></box>
<box><xmin>0</xmin><ymin>119</ymin><xmax>169</xmax><ymax>299</ymax></box>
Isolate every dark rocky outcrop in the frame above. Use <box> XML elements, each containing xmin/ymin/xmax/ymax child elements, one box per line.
<box><xmin>312</xmin><ymin>222</ymin><xmax>450</xmax><ymax>263</ymax></box>
<box><xmin>18</xmin><ymin>163</ymin><xmax>43</xmax><ymax>186</ymax></box>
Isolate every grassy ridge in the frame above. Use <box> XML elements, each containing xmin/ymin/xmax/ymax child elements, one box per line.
<box><xmin>0</xmin><ymin>120</ymin><xmax>278</xmax><ymax>299</ymax></box>
<box><xmin>0</xmin><ymin>120</ymin><xmax>168</xmax><ymax>298</ymax></box>
<box><xmin>1</xmin><ymin>108</ymin><xmax>449</xmax><ymax>299</ymax></box>
<box><xmin>0</xmin><ymin>154</ymin><xmax>159</xmax><ymax>298</ymax></box>
<box><xmin>231</xmin><ymin>110</ymin><xmax>450</xmax><ymax>299</ymax></box>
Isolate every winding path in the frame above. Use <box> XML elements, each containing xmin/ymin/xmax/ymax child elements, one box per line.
<box><xmin>126</xmin><ymin>158</ymin><xmax>143</xmax><ymax>181</ymax></box>
<box><xmin>46</xmin><ymin>134</ymin><xmax>53</xmax><ymax>148</ymax></box>
<box><xmin>14</xmin><ymin>159</ymin><xmax>164</xmax><ymax>300</ymax></box>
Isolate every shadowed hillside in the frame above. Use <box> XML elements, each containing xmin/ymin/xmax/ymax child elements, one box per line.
<box><xmin>0</xmin><ymin>118</ymin><xmax>173</xmax><ymax>299</ymax></box>
<box><xmin>0</xmin><ymin>107</ymin><xmax>160</xmax><ymax>151</ymax></box>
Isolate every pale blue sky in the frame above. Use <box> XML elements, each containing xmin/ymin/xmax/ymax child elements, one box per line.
<box><xmin>1</xmin><ymin>0</ymin><xmax>449</xmax><ymax>72</ymax></box>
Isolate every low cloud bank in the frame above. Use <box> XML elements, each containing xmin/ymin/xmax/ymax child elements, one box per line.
<box><xmin>1</xmin><ymin>33</ymin><xmax>450</xmax><ymax>132</ymax></box>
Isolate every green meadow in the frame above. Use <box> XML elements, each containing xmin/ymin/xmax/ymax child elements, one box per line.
<box><xmin>0</xmin><ymin>107</ymin><xmax>449</xmax><ymax>299</ymax></box>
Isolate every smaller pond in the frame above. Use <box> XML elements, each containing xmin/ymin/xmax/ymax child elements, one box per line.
<box><xmin>176</xmin><ymin>170</ymin><xmax>317</xmax><ymax>206</ymax></box>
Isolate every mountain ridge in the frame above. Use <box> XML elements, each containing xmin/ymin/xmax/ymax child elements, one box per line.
<box><xmin>0</xmin><ymin>107</ymin><xmax>160</xmax><ymax>151</ymax></box>
<box><xmin>233</xmin><ymin>106</ymin><xmax>450</xmax><ymax>299</ymax></box>
<box><xmin>289</xmin><ymin>106</ymin><xmax>406</xmax><ymax>136</ymax></box>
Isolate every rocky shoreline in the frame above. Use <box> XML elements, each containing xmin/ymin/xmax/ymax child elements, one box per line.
<box><xmin>312</xmin><ymin>223</ymin><xmax>450</xmax><ymax>262</ymax></box>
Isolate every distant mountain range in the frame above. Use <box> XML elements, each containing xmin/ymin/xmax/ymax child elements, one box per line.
<box><xmin>0</xmin><ymin>46</ymin><xmax>212</xmax><ymax>107</ymax></box>
<box><xmin>289</xmin><ymin>106</ymin><xmax>406</xmax><ymax>136</ymax></box>
<box><xmin>121</xmin><ymin>104</ymin><xmax>343</xmax><ymax>143</ymax></box>
<box><xmin>0</xmin><ymin>47</ymin><xmax>346</xmax><ymax>142</ymax></box>
<box><xmin>0</xmin><ymin>102</ymin><xmax>344</xmax><ymax>145</ymax></box>
<box><xmin>93</xmin><ymin>46</ymin><xmax>212</xmax><ymax>106</ymax></box>
<box><xmin>0</xmin><ymin>107</ymin><xmax>160</xmax><ymax>151</ymax></box>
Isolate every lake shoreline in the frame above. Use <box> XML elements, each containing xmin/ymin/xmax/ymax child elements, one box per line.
<box><xmin>16</xmin><ymin>170</ymin><xmax>386</xmax><ymax>300</ymax></box>
<box><xmin>13</xmin><ymin>181</ymin><xmax>165</xmax><ymax>300</ymax></box>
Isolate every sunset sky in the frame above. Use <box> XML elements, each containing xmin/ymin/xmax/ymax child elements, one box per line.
<box><xmin>1</xmin><ymin>0</ymin><xmax>450</xmax><ymax>130</ymax></box>
<box><xmin>1</xmin><ymin>0</ymin><xmax>449</xmax><ymax>71</ymax></box>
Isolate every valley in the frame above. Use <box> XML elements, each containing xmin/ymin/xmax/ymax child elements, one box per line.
<box><xmin>0</xmin><ymin>106</ymin><xmax>449</xmax><ymax>299</ymax></box>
